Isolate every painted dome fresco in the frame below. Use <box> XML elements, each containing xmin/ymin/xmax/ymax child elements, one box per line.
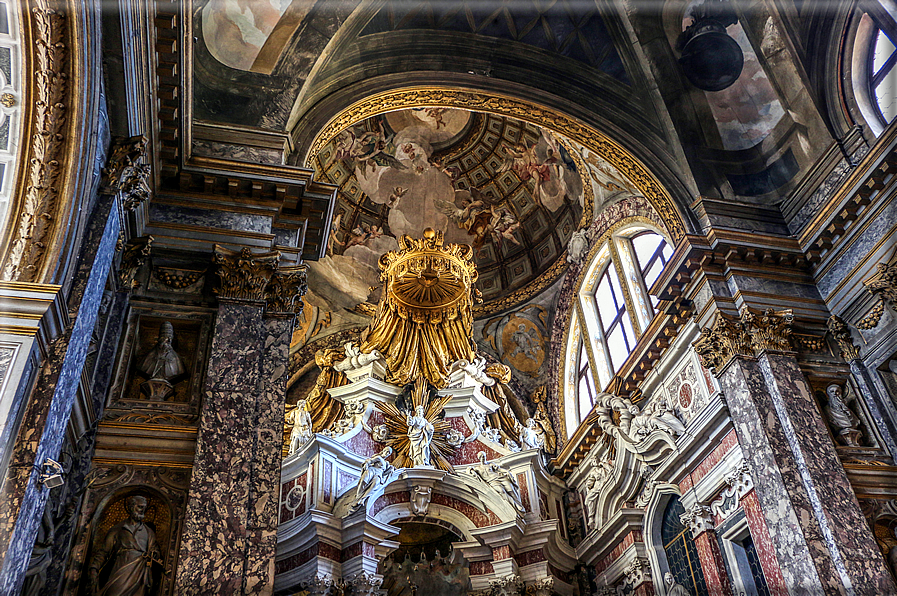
<box><xmin>306</xmin><ymin>107</ymin><xmax>634</xmax><ymax>315</ymax></box>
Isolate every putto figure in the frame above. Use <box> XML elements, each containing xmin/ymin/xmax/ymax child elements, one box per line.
<box><xmin>407</xmin><ymin>404</ymin><xmax>435</xmax><ymax>467</ymax></box>
<box><xmin>137</xmin><ymin>321</ymin><xmax>186</xmax><ymax>400</ymax></box>
<box><xmin>88</xmin><ymin>495</ymin><xmax>162</xmax><ymax>596</ymax></box>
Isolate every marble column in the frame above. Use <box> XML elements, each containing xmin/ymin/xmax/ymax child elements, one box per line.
<box><xmin>0</xmin><ymin>200</ymin><xmax>120</xmax><ymax>593</ymax></box>
<box><xmin>175</xmin><ymin>248</ymin><xmax>304</xmax><ymax>595</ymax></box>
<box><xmin>697</xmin><ymin>309</ymin><xmax>895</xmax><ymax>595</ymax></box>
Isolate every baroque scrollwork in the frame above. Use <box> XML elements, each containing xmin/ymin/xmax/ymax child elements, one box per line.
<box><xmin>118</xmin><ymin>236</ymin><xmax>153</xmax><ymax>291</ymax></box>
<box><xmin>590</xmin><ymin>393</ymin><xmax>679</xmax><ymax>462</ymax></box>
<box><xmin>212</xmin><ymin>245</ymin><xmax>280</xmax><ymax>302</ymax></box>
<box><xmin>828</xmin><ymin>315</ymin><xmax>861</xmax><ymax>361</ymax></box>
<box><xmin>865</xmin><ymin>260</ymin><xmax>897</xmax><ymax>308</ymax></box>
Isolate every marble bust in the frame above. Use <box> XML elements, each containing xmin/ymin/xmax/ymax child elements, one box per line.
<box><xmin>137</xmin><ymin>321</ymin><xmax>186</xmax><ymax>400</ymax></box>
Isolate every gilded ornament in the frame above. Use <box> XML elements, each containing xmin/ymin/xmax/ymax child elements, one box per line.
<box><xmin>360</xmin><ymin>228</ymin><xmax>479</xmax><ymax>387</ymax></box>
<box><xmin>101</xmin><ymin>135</ymin><xmax>151</xmax><ymax>211</ymax></box>
<box><xmin>118</xmin><ymin>236</ymin><xmax>153</xmax><ymax>291</ymax></box>
<box><xmin>0</xmin><ymin>93</ymin><xmax>16</xmax><ymax>107</ymax></box>
<box><xmin>1</xmin><ymin>0</ymin><xmax>68</xmax><ymax>282</ymax></box>
<box><xmin>212</xmin><ymin>245</ymin><xmax>280</xmax><ymax>302</ymax></box>
<box><xmin>373</xmin><ymin>377</ymin><xmax>457</xmax><ymax>471</ymax></box>
<box><xmin>743</xmin><ymin>306</ymin><xmax>794</xmax><ymax>354</ymax></box>
<box><xmin>265</xmin><ymin>264</ymin><xmax>309</xmax><ymax>315</ymax></box>
<box><xmin>857</xmin><ymin>300</ymin><xmax>885</xmax><ymax>330</ymax></box>
<box><xmin>692</xmin><ymin>312</ymin><xmax>752</xmax><ymax>373</ymax></box>
<box><xmin>865</xmin><ymin>261</ymin><xmax>897</xmax><ymax>308</ymax></box>
<box><xmin>828</xmin><ymin>315</ymin><xmax>861</xmax><ymax>361</ymax></box>
<box><xmin>154</xmin><ymin>268</ymin><xmax>205</xmax><ymax>289</ymax></box>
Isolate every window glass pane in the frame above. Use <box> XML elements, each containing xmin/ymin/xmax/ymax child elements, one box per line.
<box><xmin>661</xmin><ymin>497</ymin><xmax>710</xmax><ymax>596</ymax></box>
<box><xmin>874</xmin><ymin>30</ymin><xmax>896</xmax><ymax>74</ymax></box>
<box><xmin>606</xmin><ymin>325</ymin><xmax>628</xmax><ymax>371</ymax></box>
<box><xmin>608</xmin><ymin>265</ymin><xmax>624</xmax><ymax>309</ymax></box>
<box><xmin>579</xmin><ymin>368</ymin><xmax>595</xmax><ymax>421</ymax></box>
<box><xmin>632</xmin><ymin>231</ymin><xmax>663</xmax><ymax>269</ymax></box>
<box><xmin>595</xmin><ymin>270</ymin><xmax>617</xmax><ymax>324</ymax></box>
<box><xmin>644</xmin><ymin>260</ymin><xmax>664</xmax><ymax>290</ymax></box>
<box><xmin>621</xmin><ymin>313</ymin><xmax>635</xmax><ymax>350</ymax></box>
<box><xmin>662</xmin><ymin>242</ymin><xmax>673</xmax><ymax>261</ymax></box>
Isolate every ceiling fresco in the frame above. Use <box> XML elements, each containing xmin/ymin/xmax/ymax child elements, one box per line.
<box><xmin>305</xmin><ymin>107</ymin><xmax>587</xmax><ymax>313</ymax></box>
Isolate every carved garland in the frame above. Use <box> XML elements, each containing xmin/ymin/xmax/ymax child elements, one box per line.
<box><xmin>1</xmin><ymin>0</ymin><xmax>69</xmax><ymax>281</ymax></box>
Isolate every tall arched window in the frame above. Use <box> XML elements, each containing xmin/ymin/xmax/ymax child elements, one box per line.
<box><xmin>563</xmin><ymin>225</ymin><xmax>672</xmax><ymax>437</ymax></box>
<box><xmin>661</xmin><ymin>497</ymin><xmax>710</xmax><ymax>596</ymax></box>
<box><xmin>852</xmin><ymin>7</ymin><xmax>897</xmax><ymax>135</ymax></box>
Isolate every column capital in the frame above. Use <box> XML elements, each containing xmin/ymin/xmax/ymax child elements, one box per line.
<box><xmin>865</xmin><ymin>260</ymin><xmax>897</xmax><ymax>307</ymax></box>
<box><xmin>680</xmin><ymin>503</ymin><xmax>714</xmax><ymax>538</ymax></box>
<box><xmin>694</xmin><ymin>306</ymin><xmax>794</xmax><ymax>374</ymax></box>
<box><xmin>524</xmin><ymin>577</ymin><xmax>554</xmax><ymax>596</ymax></box>
<box><xmin>100</xmin><ymin>135</ymin><xmax>151</xmax><ymax>211</ymax></box>
<box><xmin>827</xmin><ymin>315</ymin><xmax>861</xmax><ymax>361</ymax></box>
<box><xmin>212</xmin><ymin>245</ymin><xmax>280</xmax><ymax>303</ymax></box>
<box><xmin>264</xmin><ymin>264</ymin><xmax>308</xmax><ymax>316</ymax></box>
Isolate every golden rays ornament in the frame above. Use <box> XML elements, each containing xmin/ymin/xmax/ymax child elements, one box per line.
<box><xmin>374</xmin><ymin>377</ymin><xmax>457</xmax><ymax>472</ymax></box>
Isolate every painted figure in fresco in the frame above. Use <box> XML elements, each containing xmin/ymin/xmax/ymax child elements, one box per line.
<box><xmin>352</xmin><ymin>447</ymin><xmax>395</xmax><ymax>512</ymax></box>
<box><xmin>664</xmin><ymin>572</ymin><xmax>691</xmax><ymax>596</ymax></box>
<box><xmin>137</xmin><ymin>321</ymin><xmax>186</xmax><ymax>400</ymax></box>
<box><xmin>509</xmin><ymin>324</ymin><xmax>542</xmax><ymax>362</ymax></box>
<box><xmin>287</xmin><ymin>400</ymin><xmax>313</xmax><ymax>455</ymax></box>
<box><xmin>331</xmin><ymin>120</ymin><xmax>405</xmax><ymax>175</ymax></box>
<box><xmin>88</xmin><ymin>495</ymin><xmax>161</xmax><ymax>596</ymax></box>
<box><xmin>407</xmin><ymin>405</ymin><xmax>435</xmax><ymax>467</ymax></box>
<box><xmin>468</xmin><ymin>451</ymin><xmax>525</xmax><ymax>514</ymax></box>
<box><xmin>824</xmin><ymin>383</ymin><xmax>863</xmax><ymax>446</ymax></box>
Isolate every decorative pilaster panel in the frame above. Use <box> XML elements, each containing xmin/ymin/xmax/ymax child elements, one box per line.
<box><xmin>740</xmin><ymin>490</ymin><xmax>788</xmax><ymax>596</ymax></box>
<box><xmin>693</xmin><ymin>532</ymin><xmax>732</xmax><ymax>596</ymax></box>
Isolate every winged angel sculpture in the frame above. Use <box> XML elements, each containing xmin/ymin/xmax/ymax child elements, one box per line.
<box><xmin>374</xmin><ymin>377</ymin><xmax>458</xmax><ymax>471</ymax></box>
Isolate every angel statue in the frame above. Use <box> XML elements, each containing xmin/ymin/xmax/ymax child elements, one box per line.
<box><xmin>351</xmin><ymin>447</ymin><xmax>396</xmax><ymax>512</ymax></box>
<box><xmin>518</xmin><ymin>418</ymin><xmax>545</xmax><ymax>451</ymax></box>
<box><xmin>407</xmin><ymin>405</ymin><xmax>435</xmax><ymax>467</ymax></box>
<box><xmin>286</xmin><ymin>400</ymin><xmax>313</xmax><ymax>455</ymax></box>
<box><xmin>468</xmin><ymin>451</ymin><xmax>525</xmax><ymax>514</ymax></box>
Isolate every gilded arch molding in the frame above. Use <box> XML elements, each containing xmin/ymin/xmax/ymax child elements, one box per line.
<box><xmin>303</xmin><ymin>87</ymin><xmax>688</xmax><ymax>247</ymax></box>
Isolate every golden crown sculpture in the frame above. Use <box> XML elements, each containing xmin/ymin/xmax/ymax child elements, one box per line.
<box><xmin>361</xmin><ymin>228</ymin><xmax>480</xmax><ymax>387</ymax></box>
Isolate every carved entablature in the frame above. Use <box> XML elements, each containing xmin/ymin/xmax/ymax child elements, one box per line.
<box><xmin>212</xmin><ymin>245</ymin><xmax>280</xmax><ymax>303</ymax></box>
<box><xmin>694</xmin><ymin>307</ymin><xmax>795</xmax><ymax>374</ymax></box>
<box><xmin>265</xmin><ymin>264</ymin><xmax>309</xmax><ymax>315</ymax></box>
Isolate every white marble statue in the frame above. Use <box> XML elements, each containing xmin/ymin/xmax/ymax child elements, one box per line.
<box><xmin>518</xmin><ymin>418</ymin><xmax>545</xmax><ymax>450</ymax></box>
<box><xmin>335</xmin><ymin>341</ymin><xmax>382</xmax><ymax>372</ymax></box>
<box><xmin>468</xmin><ymin>451</ymin><xmax>525</xmax><ymax>514</ymax></box>
<box><xmin>824</xmin><ymin>383</ymin><xmax>862</xmax><ymax>446</ymax></box>
<box><xmin>407</xmin><ymin>405</ymin><xmax>435</xmax><ymax>467</ymax></box>
<box><xmin>664</xmin><ymin>572</ymin><xmax>691</xmax><ymax>596</ymax></box>
<box><xmin>584</xmin><ymin>471</ymin><xmax>601</xmax><ymax>530</ymax></box>
<box><xmin>567</xmin><ymin>228</ymin><xmax>590</xmax><ymax>265</ymax></box>
<box><xmin>450</xmin><ymin>356</ymin><xmax>493</xmax><ymax>386</ymax></box>
<box><xmin>287</xmin><ymin>400</ymin><xmax>313</xmax><ymax>454</ymax></box>
<box><xmin>630</xmin><ymin>399</ymin><xmax>686</xmax><ymax>439</ymax></box>
<box><xmin>351</xmin><ymin>447</ymin><xmax>395</xmax><ymax>512</ymax></box>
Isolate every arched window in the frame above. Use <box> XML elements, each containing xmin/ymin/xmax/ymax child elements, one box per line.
<box><xmin>563</xmin><ymin>225</ymin><xmax>672</xmax><ymax>437</ymax></box>
<box><xmin>852</xmin><ymin>7</ymin><xmax>897</xmax><ymax>135</ymax></box>
<box><xmin>661</xmin><ymin>497</ymin><xmax>710</xmax><ymax>596</ymax></box>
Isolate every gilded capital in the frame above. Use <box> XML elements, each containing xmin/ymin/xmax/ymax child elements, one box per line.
<box><xmin>118</xmin><ymin>236</ymin><xmax>153</xmax><ymax>291</ymax></box>
<box><xmin>743</xmin><ymin>306</ymin><xmax>794</xmax><ymax>355</ymax></box>
<box><xmin>865</xmin><ymin>261</ymin><xmax>897</xmax><ymax>308</ymax></box>
<box><xmin>265</xmin><ymin>264</ymin><xmax>308</xmax><ymax>315</ymax></box>
<box><xmin>828</xmin><ymin>315</ymin><xmax>861</xmax><ymax>361</ymax></box>
<box><xmin>692</xmin><ymin>311</ymin><xmax>752</xmax><ymax>374</ymax></box>
<box><xmin>212</xmin><ymin>245</ymin><xmax>280</xmax><ymax>303</ymax></box>
<box><xmin>101</xmin><ymin>135</ymin><xmax>151</xmax><ymax>211</ymax></box>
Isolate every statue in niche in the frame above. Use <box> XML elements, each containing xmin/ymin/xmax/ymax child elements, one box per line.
<box><xmin>287</xmin><ymin>400</ymin><xmax>313</xmax><ymax>454</ymax></box>
<box><xmin>824</xmin><ymin>383</ymin><xmax>863</xmax><ymax>447</ymax></box>
<box><xmin>664</xmin><ymin>572</ymin><xmax>691</xmax><ymax>596</ymax></box>
<box><xmin>88</xmin><ymin>495</ymin><xmax>162</xmax><ymax>596</ymax></box>
<box><xmin>351</xmin><ymin>447</ymin><xmax>395</xmax><ymax>512</ymax></box>
<box><xmin>468</xmin><ymin>451</ymin><xmax>525</xmax><ymax>514</ymax></box>
<box><xmin>137</xmin><ymin>321</ymin><xmax>186</xmax><ymax>400</ymax></box>
<box><xmin>407</xmin><ymin>404</ymin><xmax>435</xmax><ymax>467</ymax></box>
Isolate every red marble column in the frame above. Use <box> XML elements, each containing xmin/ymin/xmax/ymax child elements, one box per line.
<box><xmin>741</xmin><ymin>490</ymin><xmax>788</xmax><ymax>596</ymax></box>
<box><xmin>692</xmin><ymin>531</ymin><xmax>733</xmax><ymax>596</ymax></box>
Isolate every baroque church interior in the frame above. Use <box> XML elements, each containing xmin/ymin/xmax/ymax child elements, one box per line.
<box><xmin>1</xmin><ymin>0</ymin><xmax>897</xmax><ymax>594</ymax></box>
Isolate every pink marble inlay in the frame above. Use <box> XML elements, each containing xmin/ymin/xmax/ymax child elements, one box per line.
<box><xmin>595</xmin><ymin>530</ymin><xmax>642</xmax><ymax>573</ymax></box>
<box><xmin>741</xmin><ymin>490</ymin><xmax>788</xmax><ymax>596</ymax></box>
<box><xmin>323</xmin><ymin>459</ymin><xmax>332</xmax><ymax>504</ymax></box>
<box><xmin>518</xmin><ymin>473</ymin><xmax>531</xmax><ymax>513</ymax></box>
<box><xmin>492</xmin><ymin>545</ymin><xmax>511</xmax><ymax>561</ymax></box>
<box><xmin>689</xmin><ymin>429</ymin><xmax>738</xmax><ymax>486</ymax></box>
<box><xmin>694</xmin><ymin>532</ymin><xmax>733</xmax><ymax>596</ymax></box>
